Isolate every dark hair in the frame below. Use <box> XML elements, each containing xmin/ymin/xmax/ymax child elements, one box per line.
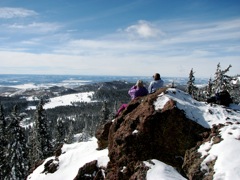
<box><xmin>153</xmin><ymin>73</ymin><xmax>160</xmax><ymax>80</ymax></box>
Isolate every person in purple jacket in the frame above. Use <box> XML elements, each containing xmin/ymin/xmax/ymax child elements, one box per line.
<box><xmin>116</xmin><ymin>80</ymin><xmax>148</xmax><ymax>117</ymax></box>
<box><xmin>128</xmin><ymin>80</ymin><xmax>148</xmax><ymax>99</ymax></box>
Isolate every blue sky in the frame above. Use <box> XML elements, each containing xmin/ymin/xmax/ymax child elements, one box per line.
<box><xmin>0</xmin><ymin>0</ymin><xmax>239</xmax><ymax>78</ymax></box>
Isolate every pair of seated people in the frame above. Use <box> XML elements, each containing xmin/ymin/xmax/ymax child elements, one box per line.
<box><xmin>116</xmin><ymin>74</ymin><xmax>164</xmax><ymax>117</ymax></box>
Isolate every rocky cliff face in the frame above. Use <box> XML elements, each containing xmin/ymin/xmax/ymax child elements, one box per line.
<box><xmin>96</xmin><ymin>88</ymin><xmax>211</xmax><ymax>179</ymax></box>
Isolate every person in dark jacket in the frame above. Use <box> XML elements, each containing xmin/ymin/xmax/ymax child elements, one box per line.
<box><xmin>116</xmin><ymin>80</ymin><xmax>148</xmax><ymax>117</ymax></box>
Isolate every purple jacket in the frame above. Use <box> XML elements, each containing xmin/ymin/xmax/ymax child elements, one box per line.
<box><xmin>128</xmin><ymin>85</ymin><xmax>148</xmax><ymax>99</ymax></box>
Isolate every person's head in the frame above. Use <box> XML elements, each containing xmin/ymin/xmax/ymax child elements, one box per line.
<box><xmin>153</xmin><ymin>73</ymin><xmax>160</xmax><ymax>80</ymax></box>
<box><xmin>136</xmin><ymin>80</ymin><xmax>144</xmax><ymax>87</ymax></box>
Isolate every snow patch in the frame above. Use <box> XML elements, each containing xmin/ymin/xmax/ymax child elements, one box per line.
<box><xmin>154</xmin><ymin>88</ymin><xmax>240</xmax><ymax>128</ymax></box>
<box><xmin>154</xmin><ymin>92</ymin><xmax>170</xmax><ymax>110</ymax></box>
<box><xmin>144</xmin><ymin>159</ymin><xmax>186</xmax><ymax>180</ymax></box>
<box><xmin>132</xmin><ymin>130</ymin><xmax>138</xmax><ymax>134</ymax></box>
<box><xmin>27</xmin><ymin>91</ymin><xmax>95</xmax><ymax>110</ymax></box>
<box><xmin>198</xmin><ymin>123</ymin><xmax>240</xmax><ymax>180</ymax></box>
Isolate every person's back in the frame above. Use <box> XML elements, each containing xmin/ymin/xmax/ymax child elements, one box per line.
<box><xmin>116</xmin><ymin>80</ymin><xmax>148</xmax><ymax>117</ymax></box>
<box><xmin>134</xmin><ymin>86</ymin><xmax>148</xmax><ymax>98</ymax></box>
<box><xmin>148</xmin><ymin>73</ymin><xmax>164</xmax><ymax>93</ymax></box>
<box><xmin>129</xmin><ymin>80</ymin><xmax>148</xmax><ymax>99</ymax></box>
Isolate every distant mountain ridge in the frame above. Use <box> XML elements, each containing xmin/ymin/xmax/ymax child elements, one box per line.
<box><xmin>0</xmin><ymin>74</ymin><xmax>208</xmax><ymax>87</ymax></box>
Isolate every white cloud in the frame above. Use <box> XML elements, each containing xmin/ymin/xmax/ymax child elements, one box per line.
<box><xmin>7</xmin><ymin>22</ymin><xmax>61</xmax><ymax>33</ymax></box>
<box><xmin>53</xmin><ymin>39</ymin><xmax>157</xmax><ymax>56</ymax></box>
<box><xmin>124</xmin><ymin>20</ymin><xmax>164</xmax><ymax>39</ymax></box>
<box><xmin>161</xmin><ymin>18</ymin><xmax>240</xmax><ymax>45</ymax></box>
<box><xmin>0</xmin><ymin>7</ymin><xmax>37</xmax><ymax>19</ymax></box>
<box><xmin>0</xmin><ymin>18</ymin><xmax>239</xmax><ymax>77</ymax></box>
<box><xmin>0</xmin><ymin>48</ymin><xmax>239</xmax><ymax>78</ymax></box>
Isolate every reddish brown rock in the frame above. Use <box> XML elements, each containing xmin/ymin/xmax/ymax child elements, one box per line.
<box><xmin>95</xmin><ymin>120</ymin><xmax>113</xmax><ymax>150</ymax></box>
<box><xmin>104</xmin><ymin>88</ymin><xmax>210</xmax><ymax>179</ymax></box>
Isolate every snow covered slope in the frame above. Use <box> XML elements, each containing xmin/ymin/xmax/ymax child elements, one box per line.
<box><xmin>155</xmin><ymin>88</ymin><xmax>240</xmax><ymax>179</ymax></box>
<box><xmin>27</xmin><ymin>138</ymin><xmax>109</xmax><ymax>180</ymax></box>
<box><xmin>155</xmin><ymin>88</ymin><xmax>240</xmax><ymax>128</ymax></box>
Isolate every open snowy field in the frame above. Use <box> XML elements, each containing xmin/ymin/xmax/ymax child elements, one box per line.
<box><xmin>27</xmin><ymin>91</ymin><xmax>95</xmax><ymax>110</ymax></box>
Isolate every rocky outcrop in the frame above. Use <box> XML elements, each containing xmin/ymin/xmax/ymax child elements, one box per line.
<box><xmin>95</xmin><ymin>120</ymin><xmax>113</xmax><ymax>150</ymax></box>
<box><xmin>96</xmin><ymin>88</ymin><xmax>211</xmax><ymax>179</ymax></box>
<box><xmin>74</xmin><ymin>160</ymin><xmax>105</xmax><ymax>180</ymax></box>
<box><xmin>42</xmin><ymin>158</ymin><xmax>59</xmax><ymax>174</ymax></box>
<box><xmin>182</xmin><ymin>124</ymin><xmax>224</xmax><ymax>180</ymax></box>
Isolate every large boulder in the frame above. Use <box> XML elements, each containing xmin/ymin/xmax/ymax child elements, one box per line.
<box><xmin>100</xmin><ymin>88</ymin><xmax>210</xmax><ymax>179</ymax></box>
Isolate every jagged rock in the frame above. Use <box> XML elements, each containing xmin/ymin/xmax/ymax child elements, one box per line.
<box><xmin>73</xmin><ymin>160</ymin><xmax>105</xmax><ymax>180</ymax></box>
<box><xmin>95</xmin><ymin>120</ymin><xmax>113</xmax><ymax>150</ymax></box>
<box><xmin>42</xmin><ymin>158</ymin><xmax>59</xmax><ymax>174</ymax></box>
<box><xmin>101</xmin><ymin>88</ymin><xmax>210</xmax><ymax>179</ymax></box>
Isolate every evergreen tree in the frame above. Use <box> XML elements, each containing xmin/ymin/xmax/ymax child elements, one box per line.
<box><xmin>28</xmin><ymin>126</ymin><xmax>44</xmax><ymax>168</ymax></box>
<box><xmin>32</xmin><ymin>99</ymin><xmax>52</xmax><ymax>161</ymax></box>
<box><xmin>0</xmin><ymin>104</ymin><xmax>8</xmax><ymax>178</ymax></box>
<box><xmin>56</xmin><ymin>119</ymin><xmax>66</xmax><ymax>145</ymax></box>
<box><xmin>80</xmin><ymin>114</ymin><xmax>90</xmax><ymax>142</ymax></box>
<box><xmin>230</xmin><ymin>75</ymin><xmax>240</xmax><ymax>103</ymax></box>
<box><xmin>5</xmin><ymin>105</ymin><xmax>29</xmax><ymax>180</ymax></box>
<box><xmin>207</xmin><ymin>77</ymin><xmax>213</xmax><ymax>97</ymax></box>
<box><xmin>66</xmin><ymin>120</ymin><xmax>74</xmax><ymax>144</ymax></box>
<box><xmin>89</xmin><ymin>114</ymin><xmax>98</xmax><ymax>137</ymax></box>
<box><xmin>186</xmin><ymin>68</ymin><xmax>197</xmax><ymax>96</ymax></box>
<box><xmin>100</xmin><ymin>101</ymin><xmax>110</xmax><ymax>124</ymax></box>
<box><xmin>213</xmin><ymin>63</ymin><xmax>232</xmax><ymax>93</ymax></box>
<box><xmin>0</xmin><ymin>104</ymin><xmax>6</xmax><ymax>137</ymax></box>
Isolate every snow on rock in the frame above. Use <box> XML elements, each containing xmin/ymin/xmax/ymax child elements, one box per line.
<box><xmin>27</xmin><ymin>137</ymin><xmax>109</xmax><ymax>180</ymax></box>
<box><xmin>144</xmin><ymin>159</ymin><xmax>187</xmax><ymax>180</ymax></box>
<box><xmin>198</xmin><ymin>123</ymin><xmax>240</xmax><ymax>180</ymax></box>
<box><xmin>154</xmin><ymin>88</ymin><xmax>240</xmax><ymax>180</ymax></box>
<box><xmin>154</xmin><ymin>88</ymin><xmax>240</xmax><ymax>128</ymax></box>
<box><xmin>232</xmin><ymin>76</ymin><xmax>240</xmax><ymax>85</ymax></box>
<box><xmin>153</xmin><ymin>92</ymin><xmax>170</xmax><ymax>109</ymax></box>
